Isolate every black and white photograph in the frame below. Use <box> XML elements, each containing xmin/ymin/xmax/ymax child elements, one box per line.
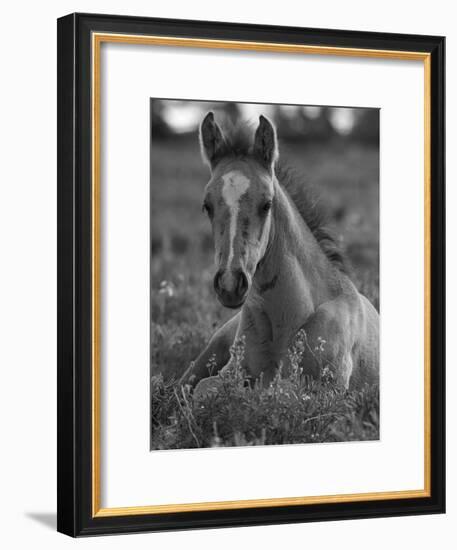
<box><xmin>0</xmin><ymin>0</ymin><xmax>449</xmax><ymax>543</ymax></box>
<box><xmin>150</xmin><ymin>99</ymin><xmax>380</xmax><ymax>450</ymax></box>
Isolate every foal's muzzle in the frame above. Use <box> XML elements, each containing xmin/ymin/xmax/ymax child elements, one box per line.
<box><xmin>214</xmin><ymin>268</ymin><xmax>249</xmax><ymax>308</ymax></box>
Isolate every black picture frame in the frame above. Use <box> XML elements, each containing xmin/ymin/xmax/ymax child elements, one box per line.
<box><xmin>57</xmin><ymin>12</ymin><xmax>445</xmax><ymax>537</ymax></box>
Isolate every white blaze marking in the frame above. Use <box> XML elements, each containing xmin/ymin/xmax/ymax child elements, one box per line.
<box><xmin>221</xmin><ymin>170</ymin><xmax>250</xmax><ymax>268</ymax></box>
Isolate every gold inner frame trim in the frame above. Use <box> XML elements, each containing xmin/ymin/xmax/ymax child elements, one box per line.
<box><xmin>91</xmin><ymin>32</ymin><xmax>432</xmax><ymax>517</ymax></box>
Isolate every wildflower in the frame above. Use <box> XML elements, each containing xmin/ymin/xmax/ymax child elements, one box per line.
<box><xmin>314</xmin><ymin>336</ymin><xmax>326</xmax><ymax>353</ymax></box>
<box><xmin>321</xmin><ymin>365</ymin><xmax>335</xmax><ymax>385</ymax></box>
<box><xmin>159</xmin><ymin>280</ymin><xmax>175</xmax><ymax>297</ymax></box>
<box><xmin>205</xmin><ymin>354</ymin><xmax>218</xmax><ymax>376</ymax></box>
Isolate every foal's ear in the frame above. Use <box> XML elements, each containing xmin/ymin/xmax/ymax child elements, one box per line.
<box><xmin>199</xmin><ymin>112</ymin><xmax>227</xmax><ymax>169</ymax></box>
<box><xmin>253</xmin><ymin>115</ymin><xmax>278</xmax><ymax>172</ymax></box>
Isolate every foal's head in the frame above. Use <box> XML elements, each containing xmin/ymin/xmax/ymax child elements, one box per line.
<box><xmin>199</xmin><ymin>112</ymin><xmax>278</xmax><ymax>308</ymax></box>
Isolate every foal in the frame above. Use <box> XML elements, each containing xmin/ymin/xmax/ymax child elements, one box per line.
<box><xmin>180</xmin><ymin>112</ymin><xmax>379</xmax><ymax>394</ymax></box>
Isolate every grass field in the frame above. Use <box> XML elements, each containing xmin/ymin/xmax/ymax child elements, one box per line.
<box><xmin>150</xmin><ymin>134</ymin><xmax>379</xmax><ymax>449</ymax></box>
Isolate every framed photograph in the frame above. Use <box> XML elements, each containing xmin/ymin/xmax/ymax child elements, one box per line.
<box><xmin>57</xmin><ymin>13</ymin><xmax>445</xmax><ymax>536</ymax></box>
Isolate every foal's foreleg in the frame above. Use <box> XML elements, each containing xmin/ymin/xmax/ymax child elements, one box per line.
<box><xmin>179</xmin><ymin>313</ymin><xmax>240</xmax><ymax>387</ymax></box>
<box><xmin>298</xmin><ymin>300</ymin><xmax>355</xmax><ymax>388</ymax></box>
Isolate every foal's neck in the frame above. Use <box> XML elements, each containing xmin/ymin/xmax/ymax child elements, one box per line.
<box><xmin>251</xmin><ymin>181</ymin><xmax>337</xmax><ymax>323</ymax></box>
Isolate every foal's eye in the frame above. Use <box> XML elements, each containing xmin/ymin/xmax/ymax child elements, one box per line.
<box><xmin>202</xmin><ymin>202</ymin><xmax>213</xmax><ymax>218</ymax></box>
<box><xmin>260</xmin><ymin>200</ymin><xmax>272</xmax><ymax>215</ymax></box>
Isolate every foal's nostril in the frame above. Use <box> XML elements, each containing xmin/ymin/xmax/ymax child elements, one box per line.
<box><xmin>214</xmin><ymin>270</ymin><xmax>223</xmax><ymax>293</ymax></box>
<box><xmin>236</xmin><ymin>270</ymin><xmax>248</xmax><ymax>297</ymax></box>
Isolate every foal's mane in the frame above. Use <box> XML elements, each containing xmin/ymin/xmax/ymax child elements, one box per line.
<box><xmin>217</xmin><ymin>120</ymin><xmax>348</xmax><ymax>273</ymax></box>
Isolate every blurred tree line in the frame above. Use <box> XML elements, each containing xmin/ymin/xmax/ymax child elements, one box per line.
<box><xmin>150</xmin><ymin>100</ymin><xmax>379</xmax><ymax>146</ymax></box>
